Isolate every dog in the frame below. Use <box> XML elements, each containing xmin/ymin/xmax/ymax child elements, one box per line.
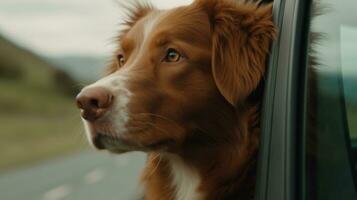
<box><xmin>76</xmin><ymin>0</ymin><xmax>276</xmax><ymax>199</ymax></box>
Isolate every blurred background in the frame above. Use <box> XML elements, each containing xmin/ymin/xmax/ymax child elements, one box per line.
<box><xmin>1</xmin><ymin>0</ymin><xmax>357</xmax><ymax>200</ymax></box>
<box><xmin>0</xmin><ymin>0</ymin><xmax>191</xmax><ymax>200</ymax></box>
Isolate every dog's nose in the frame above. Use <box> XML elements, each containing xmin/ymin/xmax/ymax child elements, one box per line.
<box><xmin>76</xmin><ymin>87</ymin><xmax>113</xmax><ymax>121</ymax></box>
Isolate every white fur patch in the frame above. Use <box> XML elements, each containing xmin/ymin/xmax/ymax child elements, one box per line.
<box><xmin>168</xmin><ymin>156</ymin><xmax>202</xmax><ymax>200</ymax></box>
<box><xmin>81</xmin><ymin>70</ymin><xmax>131</xmax><ymax>140</ymax></box>
<box><xmin>80</xmin><ymin>12</ymin><xmax>163</xmax><ymax>143</ymax></box>
<box><xmin>82</xmin><ymin>118</ymin><xmax>93</xmax><ymax>145</ymax></box>
<box><xmin>143</xmin><ymin>13</ymin><xmax>160</xmax><ymax>43</ymax></box>
<box><xmin>129</xmin><ymin>12</ymin><xmax>163</xmax><ymax>67</ymax></box>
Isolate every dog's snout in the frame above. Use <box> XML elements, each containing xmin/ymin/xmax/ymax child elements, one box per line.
<box><xmin>76</xmin><ymin>87</ymin><xmax>114</xmax><ymax>121</ymax></box>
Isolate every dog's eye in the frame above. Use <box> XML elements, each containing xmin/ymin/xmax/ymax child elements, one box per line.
<box><xmin>164</xmin><ymin>48</ymin><xmax>181</xmax><ymax>63</ymax></box>
<box><xmin>117</xmin><ymin>54</ymin><xmax>126</xmax><ymax>67</ymax></box>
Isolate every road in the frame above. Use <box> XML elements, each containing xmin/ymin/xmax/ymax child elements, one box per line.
<box><xmin>0</xmin><ymin>151</ymin><xmax>146</xmax><ymax>200</ymax></box>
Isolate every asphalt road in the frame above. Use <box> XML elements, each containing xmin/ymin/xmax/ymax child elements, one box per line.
<box><xmin>0</xmin><ymin>151</ymin><xmax>146</xmax><ymax>200</ymax></box>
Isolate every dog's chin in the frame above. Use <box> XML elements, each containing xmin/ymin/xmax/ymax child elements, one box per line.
<box><xmin>91</xmin><ymin>132</ymin><xmax>176</xmax><ymax>154</ymax></box>
<box><xmin>91</xmin><ymin>133</ymin><xmax>142</xmax><ymax>154</ymax></box>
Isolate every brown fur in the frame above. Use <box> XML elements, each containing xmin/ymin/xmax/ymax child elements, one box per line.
<box><xmin>100</xmin><ymin>0</ymin><xmax>276</xmax><ymax>199</ymax></box>
<box><xmin>195</xmin><ymin>0</ymin><xmax>276</xmax><ymax>106</ymax></box>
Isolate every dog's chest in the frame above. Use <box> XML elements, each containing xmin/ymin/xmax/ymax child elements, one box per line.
<box><xmin>169</xmin><ymin>157</ymin><xmax>202</xmax><ymax>200</ymax></box>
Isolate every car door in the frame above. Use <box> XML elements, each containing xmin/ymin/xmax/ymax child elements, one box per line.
<box><xmin>255</xmin><ymin>0</ymin><xmax>309</xmax><ymax>199</ymax></box>
<box><xmin>256</xmin><ymin>0</ymin><xmax>357</xmax><ymax>200</ymax></box>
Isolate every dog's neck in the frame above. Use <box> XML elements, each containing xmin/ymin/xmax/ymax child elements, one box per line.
<box><xmin>141</xmin><ymin>104</ymin><xmax>260</xmax><ymax>200</ymax></box>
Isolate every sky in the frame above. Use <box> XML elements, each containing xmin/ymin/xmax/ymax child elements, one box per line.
<box><xmin>0</xmin><ymin>0</ymin><xmax>193</xmax><ymax>57</ymax></box>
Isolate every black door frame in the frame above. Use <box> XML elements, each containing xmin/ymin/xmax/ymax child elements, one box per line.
<box><xmin>256</xmin><ymin>0</ymin><xmax>312</xmax><ymax>200</ymax></box>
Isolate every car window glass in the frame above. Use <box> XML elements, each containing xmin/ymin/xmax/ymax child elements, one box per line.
<box><xmin>341</xmin><ymin>25</ymin><xmax>357</xmax><ymax>141</ymax></box>
<box><xmin>305</xmin><ymin>0</ymin><xmax>357</xmax><ymax>199</ymax></box>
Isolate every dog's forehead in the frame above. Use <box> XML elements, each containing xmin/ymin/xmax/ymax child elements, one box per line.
<box><xmin>121</xmin><ymin>10</ymin><xmax>166</xmax><ymax>49</ymax></box>
<box><xmin>122</xmin><ymin>6</ymin><xmax>211</xmax><ymax>49</ymax></box>
<box><xmin>125</xmin><ymin>11</ymin><xmax>162</xmax><ymax>39</ymax></box>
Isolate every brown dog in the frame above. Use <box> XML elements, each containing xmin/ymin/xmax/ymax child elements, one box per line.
<box><xmin>76</xmin><ymin>0</ymin><xmax>276</xmax><ymax>199</ymax></box>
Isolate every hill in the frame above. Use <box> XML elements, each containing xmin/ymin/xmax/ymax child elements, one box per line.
<box><xmin>0</xmin><ymin>35</ymin><xmax>87</xmax><ymax>171</ymax></box>
<box><xmin>49</xmin><ymin>56</ymin><xmax>107</xmax><ymax>83</ymax></box>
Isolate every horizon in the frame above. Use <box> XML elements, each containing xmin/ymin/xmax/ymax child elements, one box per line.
<box><xmin>0</xmin><ymin>0</ymin><xmax>193</xmax><ymax>58</ymax></box>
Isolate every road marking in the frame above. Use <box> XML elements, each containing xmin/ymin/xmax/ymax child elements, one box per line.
<box><xmin>84</xmin><ymin>168</ymin><xmax>105</xmax><ymax>185</ymax></box>
<box><xmin>42</xmin><ymin>184</ymin><xmax>72</xmax><ymax>200</ymax></box>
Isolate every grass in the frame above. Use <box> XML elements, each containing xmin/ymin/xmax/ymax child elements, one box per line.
<box><xmin>0</xmin><ymin>35</ymin><xmax>88</xmax><ymax>171</ymax></box>
<box><xmin>0</xmin><ymin>79</ymin><xmax>89</xmax><ymax>171</ymax></box>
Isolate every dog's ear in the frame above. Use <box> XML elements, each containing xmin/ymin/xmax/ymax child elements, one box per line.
<box><xmin>196</xmin><ymin>0</ymin><xmax>276</xmax><ymax>106</ymax></box>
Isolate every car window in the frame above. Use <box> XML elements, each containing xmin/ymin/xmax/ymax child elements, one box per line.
<box><xmin>304</xmin><ymin>0</ymin><xmax>357</xmax><ymax>199</ymax></box>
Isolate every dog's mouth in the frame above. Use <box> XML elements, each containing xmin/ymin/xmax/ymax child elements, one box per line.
<box><xmin>83</xmin><ymin>118</ymin><xmax>177</xmax><ymax>153</ymax></box>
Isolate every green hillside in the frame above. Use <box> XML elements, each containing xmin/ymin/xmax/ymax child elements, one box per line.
<box><xmin>0</xmin><ymin>35</ymin><xmax>88</xmax><ymax>171</ymax></box>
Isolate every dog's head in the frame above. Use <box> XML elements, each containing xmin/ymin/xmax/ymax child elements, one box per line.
<box><xmin>76</xmin><ymin>0</ymin><xmax>275</xmax><ymax>153</ymax></box>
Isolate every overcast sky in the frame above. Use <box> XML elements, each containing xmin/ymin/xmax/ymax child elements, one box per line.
<box><xmin>0</xmin><ymin>0</ymin><xmax>193</xmax><ymax>57</ymax></box>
